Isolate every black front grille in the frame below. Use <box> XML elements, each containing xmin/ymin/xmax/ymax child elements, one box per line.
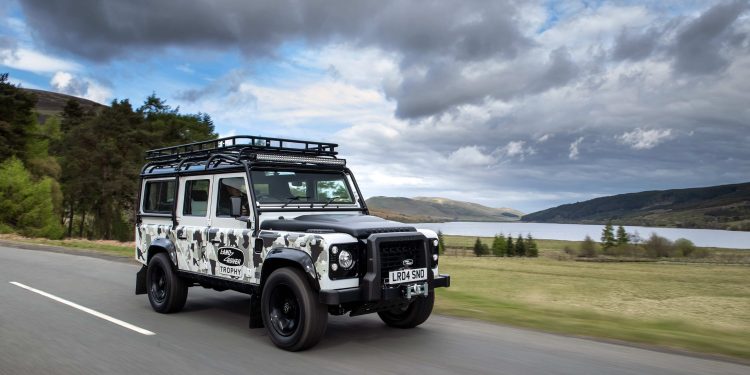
<box><xmin>379</xmin><ymin>240</ymin><xmax>426</xmax><ymax>277</ymax></box>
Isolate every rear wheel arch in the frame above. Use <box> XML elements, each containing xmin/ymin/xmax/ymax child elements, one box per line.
<box><xmin>147</xmin><ymin>237</ymin><xmax>178</xmax><ymax>268</ymax></box>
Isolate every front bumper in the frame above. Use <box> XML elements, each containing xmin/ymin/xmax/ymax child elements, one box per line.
<box><xmin>319</xmin><ymin>273</ymin><xmax>450</xmax><ymax>305</ymax></box>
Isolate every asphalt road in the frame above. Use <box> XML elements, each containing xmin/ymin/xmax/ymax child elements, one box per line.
<box><xmin>1</xmin><ymin>245</ymin><xmax>747</xmax><ymax>375</ymax></box>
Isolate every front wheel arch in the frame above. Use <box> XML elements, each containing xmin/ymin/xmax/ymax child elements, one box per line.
<box><xmin>260</xmin><ymin>248</ymin><xmax>320</xmax><ymax>292</ymax></box>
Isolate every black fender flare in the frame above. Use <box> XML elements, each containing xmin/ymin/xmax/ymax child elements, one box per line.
<box><xmin>148</xmin><ymin>237</ymin><xmax>178</xmax><ymax>268</ymax></box>
<box><xmin>261</xmin><ymin>248</ymin><xmax>320</xmax><ymax>291</ymax></box>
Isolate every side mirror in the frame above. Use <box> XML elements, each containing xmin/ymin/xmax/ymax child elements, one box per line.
<box><xmin>230</xmin><ymin>196</ymin><xmax>242</xmax><ymax>217</ymax></box>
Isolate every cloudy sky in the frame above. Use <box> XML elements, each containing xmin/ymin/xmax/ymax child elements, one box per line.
<box><xmin>2</xmin><ymin>1</ymin><xmax>749</xmax><ymax>212</ymax></box>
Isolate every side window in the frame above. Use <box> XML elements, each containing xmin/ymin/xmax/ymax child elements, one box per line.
<box><xmin>143</xmin><ymin>180</ymin><xmax>175</xmax><ymax>214</ymax></box>
<box><xmin>183</xmin><ymin>179</ymin><xmax>210</xmax><ymax>216</ymax></box>
<box><xmin>217</xmin><ymin>177</ymin><xmax>249</xmax><ymax>217</ymax></box>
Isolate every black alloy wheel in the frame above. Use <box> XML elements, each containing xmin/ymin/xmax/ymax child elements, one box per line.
<box><xmin>150</xmin><ymin>265</ymin><xmax>167</xmax><ymax>304</ymax></box>
<box><xmin>146</xmin><ymin>253</ymin><xmax>188</xmax><ymax>313</ymax></box>
<box><xmin>268</xmin><ymin>284</ymin><xmax>300</xmax><ymax>337</ymax></box>
<box><xmin>261</xmin><ymin>267</ymin><xmax>328</xmax><ymax>351</ymax></box>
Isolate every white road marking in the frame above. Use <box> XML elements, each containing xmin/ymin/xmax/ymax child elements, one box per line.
<box><xmin>9</xmin><ymin>281</ymin><xmax>155</xmax><ymax>336</ymax></box>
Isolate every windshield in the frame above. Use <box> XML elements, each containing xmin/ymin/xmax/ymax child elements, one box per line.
<box><xmin>250</xmin><ymin>170</ymin><xmax>354</xmax><ymax>205</ymax></box>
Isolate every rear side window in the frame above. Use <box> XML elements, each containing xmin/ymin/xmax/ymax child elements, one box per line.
<box><xmin>183</xmin><ymin>179</ymin><xmax>210</xmax><ymax>216</ymax></box>
<box><xmin>143</xmin><ymin>180</ymin><xmax>175</xmax><ymax>214</ymax></box>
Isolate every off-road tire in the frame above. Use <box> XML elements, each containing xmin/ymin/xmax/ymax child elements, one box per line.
<box><xmin>378</xmin><ymin>292</ymin><xmax>434</xmax><ymax>328</ymax></box>
<box><xmin>147</xmin><ymin>253</ymin><xmax>188</xmax><ymax>313</ymax></box>
<box><xmin>261</xmin><ymin>267</ymin><xmax>327</xmax><ymax>351</ymax></box>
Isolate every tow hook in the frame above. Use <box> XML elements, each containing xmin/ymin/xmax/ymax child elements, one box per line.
<box><xmin>405</xmin><ymin>282</ymin><xmax>429</xmax><ymax>299</ymax></box>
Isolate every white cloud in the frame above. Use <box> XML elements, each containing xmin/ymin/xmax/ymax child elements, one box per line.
<box><xmin>499</xmin><ymin>140</ymin><xmax>534</xmax><ymax>160</ymax></box>
<box><xmin>569</xmin><ymin>136</ymin><xmax>584</xmax><ymax>160</ymax></box>
<box><xmin>504</xmin><ymin>140</ymin><xmax>525</xmax><ymax>157</ymax></box>
<box><xmin>176</xmin><ymin>64</ymin><xmax>194</xmax><ymax>74</ymax></box>
<box><xmin>0</xmin><ymin>47</ymin><xmax>80</xmax><ymax>74</ymax></box>
<box><xmin>447</xmin><ymin>145</ymin><xmax>496</xmax><ymax>166</ymax></box>
<box><xmin>50</xmin><ymin>71</ymin><xmax>111</xmax><ymax>103</ymax></box>
<box><xmin>617</xmin><ymin>128</ymin><xmax>672</xmax><ymax>150</ymax></box>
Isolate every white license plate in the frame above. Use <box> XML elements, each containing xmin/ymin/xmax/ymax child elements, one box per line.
<box><xmin>387</xmin><ymin>268</ymin><xmax>427</xmax><ymax>285</ymax></box>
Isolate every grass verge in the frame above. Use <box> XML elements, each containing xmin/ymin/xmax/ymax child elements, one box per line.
<box><xmin>0</xmin><ymin>234</ymin><xmax>133</xmax><ymax>257</ymax></box>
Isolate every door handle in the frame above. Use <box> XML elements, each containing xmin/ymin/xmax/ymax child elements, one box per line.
<box><xmin>210</xmin><ymin>239</ymin><xmax>222</xmax><ymax>244</ymax></box>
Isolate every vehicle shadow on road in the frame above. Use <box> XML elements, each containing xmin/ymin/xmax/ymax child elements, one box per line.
<box><xmin>314</xmin><ymin>315</ymin><xmax>436</xmax><ymax>352</ymax></box>
<box><xmin>180</xmin><ymin>292</ymin><xmax>250</xmax><ymax>316</ymax></box>
<box><xmin>164</xmin><ymin>290</ymin><xmax>439</xmax><ymax>353</ymax></box>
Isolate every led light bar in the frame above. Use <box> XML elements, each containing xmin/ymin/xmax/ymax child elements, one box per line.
<box><xmin>254</xmin><ymin>153</ymin><xmax>346</xmax><ymax>166</ymax></box>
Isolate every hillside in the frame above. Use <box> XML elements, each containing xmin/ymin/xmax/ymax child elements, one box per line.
<box><xmin>367</xmin><ymin>196</ymin><xmax>523</xmax><ymax>223</ymax></box>
<box><xmin>522</xmin><ymin>182</ymin><xmax>750</xmax><ymax>231</ymax></box>
<box><xmin>23</xmin><ymin>88</ymin><xmax>104</xmax><ymax>122</ymax></box>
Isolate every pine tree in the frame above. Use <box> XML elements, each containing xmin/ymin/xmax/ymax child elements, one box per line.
<box><xmin>601</xmin><ymin>221</ymin><xmax>616</xmax><ymax>249</ymax></box>
<box><xmin>515</xmin><ymin>234</ymin><xmax>526</xmax><ymax>256</ymax></box>
<box><xmin>506</xmin><ymin>236</ymin><xmax>515</xmax><ymax>257</ymax></box>
<box><xmin>616</xmin><ymin>225</ymin><xmax>629</xmax><ymax>245</ymax></box>
<box><xmin>491</xmin><ymin>233</ymin><xmax>507</xmax><ymax>256</ymax></box>
<box><xmin>526</xmin><ymin>234</ymin><xmax>539</xmax><ymax>257</ymax></box>
<box><xmin>473</xmin><ymin>237</ymin><xmax>486</xmax><ymax>257</ymax></box>
<box><xmin>437</xmin><ymin>230</ymin><xmax>446</xmax><ymax>255</ymax></box>
<box><xmin>0</xmin><ymin>73</ymin><xmax>37</xmax><ymax>162</ymax></box>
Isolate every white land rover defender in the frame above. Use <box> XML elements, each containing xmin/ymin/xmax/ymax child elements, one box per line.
<box><xmin>135</xmin><ymin>136</ymin><xmax>450</xmax><ymax>351</ymax></box>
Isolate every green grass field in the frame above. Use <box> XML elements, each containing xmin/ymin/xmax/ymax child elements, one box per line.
<box><xmin>434</xmin><ymin>256</ymin><xmax>750</xmax><ymax>359</ymax></box>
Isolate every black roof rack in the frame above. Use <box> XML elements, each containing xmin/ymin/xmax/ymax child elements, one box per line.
<box><xmin>141</xmin><ymin>135</ymin><xmax>345</xmax><ymax>175</ymax></box>
<box><xmin>146</xmin><ymin>135</ymin><xmax>338</xmax><ymax>162</ymax></box>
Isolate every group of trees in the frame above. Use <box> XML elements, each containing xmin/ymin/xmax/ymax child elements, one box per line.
<box><xmin>0</xmin><ymin>73</ymin><xmax>217</xmax><ymax>240</ymax></box>
<box><xmin>473</xmin><ymin>233</ymin><xmax>539</xmax><ymax>257</ymax></box>
<box><xmin>600</xmin><ymin>222</ymin><xmax>631</xmax><ymax>249</ymax></box>
<box><xmin>568</xmin><ymin>223</ymin><xmax>708</xmax><ymax>259</ymax></box>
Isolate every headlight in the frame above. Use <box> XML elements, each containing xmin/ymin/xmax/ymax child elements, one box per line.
<box><xmin>329</xmin><ymin>243</ymin><xmax>360</xmax><ymax>280</ymax></box>
<box><xmin>338</xmin><ymin>249</ymin><xmax>353</xmax><ymax>269</ymax></box>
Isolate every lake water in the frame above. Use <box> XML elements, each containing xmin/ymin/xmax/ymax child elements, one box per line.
<box><xmin>414</xmin><ymin>222</ymin><xmax>750</xmax><ymax>249</ymax></box>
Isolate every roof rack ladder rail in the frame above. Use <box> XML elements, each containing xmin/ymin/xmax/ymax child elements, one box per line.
<box><xmin>205</xmin><ymin>153</ymin><xmax>241</xmax><ymax>170</ymax></box>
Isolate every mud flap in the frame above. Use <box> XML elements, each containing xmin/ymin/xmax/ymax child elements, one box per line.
<box><xmin>135</xmin><ymin>265</ymin><xmax>147</xmax><ymax>295</ymax></box>
<box><xmin>249</xmin><ymin>293</ymin><xmax>264</xmax><ymax>328</ymax></box>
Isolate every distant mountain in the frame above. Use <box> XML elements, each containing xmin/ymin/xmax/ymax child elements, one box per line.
<box><xmin>22</xmin><ymin>88</ymin><xmax>104</xmax><ymax>122</ymax></box>
<box><xmin>523</xmin><ymin>182</ymin><xmax>750</xmax><ymax>231</ymax></box>
<box><xmin>366</xmin><ymin>196</ymin><xmax>523</xmax><ymax>223</ymax></box>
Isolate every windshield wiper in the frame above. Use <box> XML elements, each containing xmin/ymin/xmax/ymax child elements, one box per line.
<box><xmin>321</xmin><ymin>197</ymin><xmax>344</xmax><ymax>208</ymax></box>
<box><xmin>281</xmin><ymin>196</ymin><xmax>309</xmax><ymax>208</ymax></box>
